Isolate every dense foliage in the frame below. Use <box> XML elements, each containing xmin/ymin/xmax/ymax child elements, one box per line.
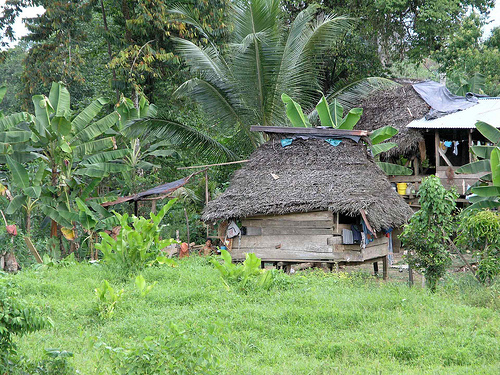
<box><xmin>457</xmin><ymin>210</ymin><xmax>500</xmax><ymax>284</ymax></box>
<box><xmin>401</xmin><ymin>176</ymin><xmax>458</xmax><ymax>292</ymax></box>
<box><xmin>0</xmin><ymin>279</ymin><xmax>50</xmax><ymax>371</ymax></box>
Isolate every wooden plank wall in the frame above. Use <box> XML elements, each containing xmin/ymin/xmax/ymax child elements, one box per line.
<box><xmin>232</xmin><ymin>211</ymin><xmax>388</xmax><ymax>262</ymax></box>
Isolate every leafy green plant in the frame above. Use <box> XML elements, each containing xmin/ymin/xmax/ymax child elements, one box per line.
<box><xmin>0</xmin><ymin>279</ymin><xmax>50</xmax><ymax>371</ymax></box>
<box><xmin>134</xmin><ymin>274</ymin><xmax>157</xmax><ymax>297</ymax></box>
<box><xmin>211</xmin><ymin>250</ymin><xmax>276</xmax><ymax>290</ymax></box>
<box><xmin>401</xmin><ymin>176</ymin><xmax>458</xmax><ymax>292</ymax></box>
<box><xmin>95</xmin><ymin>199</ymin><xmax>178</xmax><ymax>271</ymax></box>
<box><xmin>94</xmin><ymin>280</ymin><xmax>124</xmax><ymax>319</ymax></box>
<box><xmin>99</xmin><ymin>323</ymin><xmax>220</xmax><ymax>374</ymax></box>
<box><xmin>456</xmin><ymin>210</ymin><xmax>500</xmax><ymax>284</ymax></box>
<box><xmin>456</xmin><ymin>121</ymin><xmax>500</xmax><ymax>210</ymax></box>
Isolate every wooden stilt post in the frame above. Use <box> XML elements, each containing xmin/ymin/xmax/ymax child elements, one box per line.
<box><xmin>134</xmin><ymin>200</ymin><xmax>138</xmax><ymax>216</ymax></box>
<box><xmin>409</xmin><ymin>265</ymin><xmax>414</xmax><ymax>287</ymax></box>
<box><xmin>383</xmin><ymin>256</ymin><xmax>388</xmax><ymax>281</ymax></box>
<box><xmin>373</xmin><ymin>261</ymin><xmax>379</xmax><ymax>276</ymax></box>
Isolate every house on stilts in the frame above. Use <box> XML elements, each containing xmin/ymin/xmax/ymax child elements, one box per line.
<box><xmin>354</xmin><ymin>80</ymin><xmax>500</xmax><ymax>203</ymax></box>
<box><xmin>202</xmin><ymin>127</ymin><xmax>413</xmax><ymax>277</ymax></box>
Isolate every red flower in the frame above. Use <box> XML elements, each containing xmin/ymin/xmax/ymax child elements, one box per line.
<box><xmin>6</xmin><ymin>224</ymin><xmax>17</xmax><ymax>236</ymax></box>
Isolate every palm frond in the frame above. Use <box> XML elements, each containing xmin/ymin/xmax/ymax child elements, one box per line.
<box><xmin>168</xmin><ymin>4</ymin><xmax>216</xmax><ymax>42</ymax></box>
<box><xmin>174</xmin><ymin>78</ymin><xmax>246</xmax><ymax>133</ymax></box>
<box><xmin>172</xmin><ymin>37</ymin><xmax>229</xmax><ymax>80</ymax></box>
<box><xmin>123</xmin><ymin>116</ymin><xmax>238</xmax><ymax>162</ymax></box>
<box><xmin>326</xmin><ymin>77</ymin><xmax>399</xmax><ymax>110</ymax></box>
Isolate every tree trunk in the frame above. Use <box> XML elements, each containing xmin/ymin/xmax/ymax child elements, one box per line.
<box><xmin>184</xmin><ymin>207</ymin><xmax>190</xmax><ymax>249</ymax></box>
<box><xmin>100</xmin><ymin>0</ymin><xmax>120</xmax><ymax>102</ymax></box>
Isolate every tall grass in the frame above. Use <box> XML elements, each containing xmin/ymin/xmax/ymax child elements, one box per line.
<box><xmin>7</xmin><ymin>257</ymin><xmax>500</xmax><ymax>374</ymax></box>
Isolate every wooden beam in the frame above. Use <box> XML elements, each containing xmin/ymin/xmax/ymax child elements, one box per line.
<box><xmin>250</xmin><ymin>125</ymin><xmax>369</xmax><ymax>137</ymax></box>
<box><xmin>468</xmin><ymin>129</ymin><xmax>473</xmax><ymax>163</ymax></box>
<box><xmin>24</xmin><ymin>237</ymin><xmax>43</xmax><ymax>264</ymax></box>
<box><xmin>438</xmin><ymin>147</ymin><xmax>454</xmax><ymax>168</ymax></box>
<box><xmin>178</xmin><ymin>160</ymin><xmax>249</xmax><ymax>170</ymax></box>
<box><xmin>435</xmin><ymin>130</ymin><xmax>440</xmax><ymax>168</ymax></box>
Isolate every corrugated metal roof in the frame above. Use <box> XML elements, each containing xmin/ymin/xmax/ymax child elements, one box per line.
<box><xmin>407</xmin><ymin>98</ymin><xmax>500</xmax><ymax>129</ymax></box>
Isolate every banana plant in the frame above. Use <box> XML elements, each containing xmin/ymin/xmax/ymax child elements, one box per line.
<box><xmin>283</xmin><ymin>93</ymin><xmax>412</xmax><ymax>176</ymax></box>
<box><xmin>75</xmin><ymin>195</ymin><xmax>119</xmax><ymax>260</ymax></box>
<box><xmin>27</xmin><ymin>82</ymin><xmax>131</xmax><ymax>236</ymax></box>
<box><xmin>368</xmin><ymin>127</ymin><xmax>412</xmax><ymax>176</ymax></box>
<box><xmin>314</xmin><ymin>95</ymin><xmax>363</xmax><ymax>129</ymax></box>
<box><xmin>456</xmin><ymin>121</ymin><xmax>500</xmax><ymax>210</ymax></box>
<box><xmin>4</xmin><ymin>155</ymin><xmax>45</xmax><ymax>235</ymax></box>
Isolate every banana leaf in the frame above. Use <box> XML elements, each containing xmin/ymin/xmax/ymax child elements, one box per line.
<box><xmin>32</xmin><ymin>95</ymin><xmax>53</xmax><ymax>139</ymax></box>
<box><xmin>369</xmin><ymin>126</ymin><xmax>398</xmax><ymax>145</ymax></box>
<box><xmin>75</xmin><ymin>162</ymin><xmax>130</xmax><ymax>177</ymax></box>
<box><xmin>80</xmin><ymin>178</ymin><xmax>103</xmax><ymax>200</ymax></box>
<box><xmin>6</xmin><ymin>195</ymin><xmax>27</xmax><ymax>215</ymax></box>
<box><xmin>72</xmin><ymin>138</ymin><xmax>114</xmax><ymax>159</ymax></box>
<box><xmin>470</xmin><ymin>145</ymin><xmax>495</xmax><ymax>159</ymax></box>
<box><xmin>23</xmin><ymin>186</ymin><xmax>41</xmax><ymax>199</ymax></box>
<box><xmin>0</xmin><ymin>130</ymin><xmax>31</xmax><ymax>143</ymax></box>
<box><xmin>377</xmin><ymin>162</ymin><xmax>413</xmax><ymax>176</ymax></box>
<box><xmin>338</xmin><ymin>108</ymin><xmax>363</xmax><ymax>130</ymax></box>
<box><xmin>330</xmin><ymin>99</ymin><xmax>343</xmax><ymax>126</ymax></box>
<box><xmin>72</xmin><ymin>112</ymin><xmax>120</xmax><ymax>143</ymax></box>
<box><xmin>465</xmin><ymin>199</ymin><xmax>500</xmax><ymax>211</ymax></box>
<box><xmin>51</xmin><ymin>116</ymin><xmax>72</xmax><ymax>137</ymax></box>
<box><xmin>456</xmin><ymin>160</ymin><xmax>490</xmax><ymax>175</ymax></box>
<box><xmin>48</xmin><ymin>82</ymin><xmax>71</xmax><ymax>118</ymax></box>
<box><xmin>281</xmin><ymin>93</ymin><xmax>309</xmax><ymax>127</ymax></box>
<box><xmin>471</xmin><ymin>186</ymin><xmax>500</xmax><ymax>197</ymax></box>
<box><xmin>476</xmin><ymin>121</ymin><xmax>500</xmax><ymax>144</ymax></box>
<box><xmin>41</xmin><ymin>206</ymin><xmax>73</xmax><ymax>228</ymax></box>
<box><xmin>491</xmin><ymin>148</ymin><xmax>500</xmax><ymax>186</ymax></box>
<box><xmin>371</xmin><ymin>142</ymin><xmax>397</xmax><ymax>156</ymax></box>
<box><xmin>82</xmin><ymin>149</ymin><xmax>129</xmax><ymax>164</ymax></box>
<box><xmin>0</xmin><ymin>112</ymin><xmax>32</xmax><ymax>132</ymax></box>
<box><xmin>71</xmin><ymin>97</ymin><xmax>108</xmax><ymax>134</ymax></box>
<box><xmin>315</xmin><ymin>96</ymin><xmax>334</xmax><ymax>127</ymax></box>
<box><xmin>6</xmin><ymin>155</ymin><xmax>29</xmax><ymax>189</ymax></box>
<box><xmin>33</xmin><ymin>166</ymin><xmax>46</xmax><ymax>186</ymax></box>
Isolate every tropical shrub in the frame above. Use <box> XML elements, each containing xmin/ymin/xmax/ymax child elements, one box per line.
<box><xmin>0</xmin><ymin>279</ymin><xmax>50</xmax><ymax>371</ymax></box>
<box><xmin>456</xmin><ymin>210</ymin><xmax>500</xmax><ymax>284</ymax></box>
<box><xmin>94</xmin><ymin>280</ymin><xmax>124</xmax><ymax>319</ymax></box>
<box><xmin>211</xmin><ymin>250</ymin><xmax>277</xmax><ymax>291</ymax></box>
<box><xmin>95</xmin><ymin>199</ymin><xmax>177</xmax><ymax>271</ymax></box>
<box><xmin>401</xmin><ymin>176</ymin><xmax>458</xmax><ymax>292</ymax></box>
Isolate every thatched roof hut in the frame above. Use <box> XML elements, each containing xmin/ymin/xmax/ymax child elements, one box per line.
<box><xmin>202</xmin><ymin>137</ymin><xmax>412</xmax><ymax>232</ymax></box>
<box><xmin>355</xmin><ymin>82</ymin><xmax>429</xmax><ymax>159</ymax></box>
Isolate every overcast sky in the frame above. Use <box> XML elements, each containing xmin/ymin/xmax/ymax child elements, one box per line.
<box><xmin>1</xmin><ymin>1</ymin><xmax>499</xmax><ymax>45</ymax></box>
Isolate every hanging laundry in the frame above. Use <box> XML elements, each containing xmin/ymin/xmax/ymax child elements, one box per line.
<box><xmin>444</xmin><ymin>141</ymin><xmax>452</xmax><ymax>148</ymax></box>
<box><xmin>453</xmin><ymin>141</ymin><xmax>459</xmax><ymax>155</ymax></box>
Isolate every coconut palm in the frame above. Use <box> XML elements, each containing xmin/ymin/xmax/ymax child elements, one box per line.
<box><xmin>126</xmin><ymin>0</ymin><xmax>397</xmax><ymax>158</ymax></box>
<box><xmin>122</xmin><ymin>1</ymin><xmax>348</xmax><ymax>152</ymax></box>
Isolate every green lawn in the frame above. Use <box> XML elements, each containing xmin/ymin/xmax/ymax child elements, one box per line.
<box><xmin>8</xmin><ymin>257</ymin><xmax>500</xmax><ymax>374</ymax></box>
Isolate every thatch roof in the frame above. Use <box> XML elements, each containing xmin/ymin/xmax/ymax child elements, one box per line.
<box><xmin>355</xmin><ymin>83</ymin><xmax>429</xmax><ymax>159</ymax></box>
<box><xmin>202</xmin><ymin>138</ymin><xmax>413</xmax><ymax>231</ymax></box>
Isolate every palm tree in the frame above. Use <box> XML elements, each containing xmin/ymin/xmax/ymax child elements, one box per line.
<box><xmin>127</xmin><ymin>0</ymin><xmax>394</xmax><ymax>157</ymax></box>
